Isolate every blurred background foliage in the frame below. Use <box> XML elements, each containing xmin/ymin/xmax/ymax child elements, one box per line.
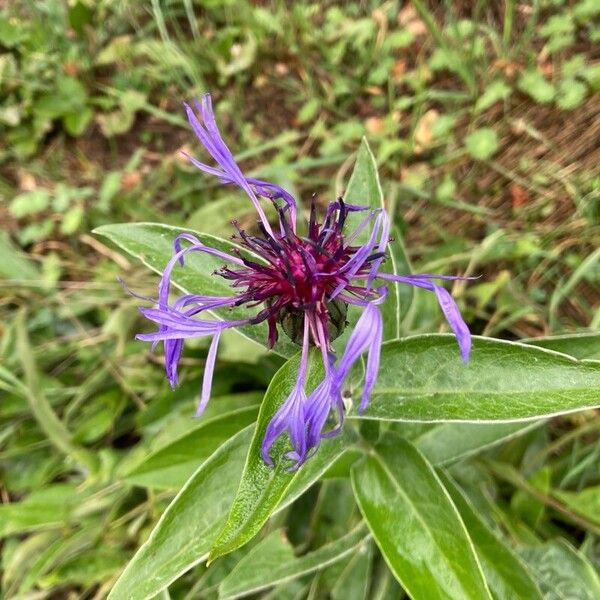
<box><xmin>0</xmin><ymin>0</ymin><xmax>598</xmax><ymax>598</ymax></box>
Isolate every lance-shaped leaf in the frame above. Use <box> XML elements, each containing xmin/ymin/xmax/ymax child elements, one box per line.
<box><xmin>219</xmin><ymin>525</ymin><xmax>369</xmax><ymax>600</ymax></box>
<box><xmin>355</xmin><ymin>335</ymin><xmax>600</xmax><ymax>422</ymax></box>
<box><xmin>344</xmin><ymin>138</ymin><xmax>413</xmax><ymax>339</ymax></box>
<box><xmin>440</xmin><ymin>473</ymin><xmax>543</xmax><ymax>600</ymax></box>
<box><xmin>523</xmin><ymin>331</ymin><xmax>600</xmax><ymax>360</ymax></box>
<box><xmin>209</xmin><ymin>350</ymin><xmax>357</xmax><ymax>562</ymax></box>
<box><xmin>330</xmin><ymin>540</ymin><xmax>373</xmax><ymax>600</ymax></box>
<box><xmin>324</xmin><ymin>421</ymin><xmax>541</xmax><ymax>479</ymax></box>
<box><xmin>124</xmin><ymin>404</ymin><xmax>260</xmax><ymax>489</ymax></box>
<box><xmin>519</xmin><ymin>540</ymin><xmax>600</xmax><ymax>600</ymax></box>
<box><xmin>351</xmin><ymin>434</ymin><xmax>492</xmax><ymax>600</ymax></box>
<box><xmin>93</xmin><ymin>222</ymin><xmax>297</xmax><ymax>357</ymax></box>
<box><xmin>401</xmin><ymin>421</ymin><xmax>542</xmax><ymax>466</ymax></box>
<box><xmin>108</xmin><ymin>426</ymin><xmax>253</xmax><ymax>600</ymax></box>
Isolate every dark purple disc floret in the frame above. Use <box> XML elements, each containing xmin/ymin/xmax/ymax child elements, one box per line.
<box><xmin>135</xmin><ymin>94</ymin><xmax>472</xmax><ymax>469</ymax></box>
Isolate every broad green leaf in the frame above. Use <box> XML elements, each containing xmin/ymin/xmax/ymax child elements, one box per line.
<box><xmin>523</xmin><ymin>332</ymin><xmax>600</xmax><ymax>360</ymax></box>
<box><xmin>554</xmin><ymin>485</ymin><xmax>600</xmax><ymax>525</ymax></box>
<box><xmin>0</xmin><ymin>231</ymin><xmax>39</xmax><ymax>281</ymax></box>
<box><xmin>209</xmin><ymin>350</ymin><xmax>357</xmax><ymax>561</ymax></box>
<box><xmin>3</xmin><ymin>531</ymin><xmax>57</xmax><ymax>595</ymax></box>
<box><xmin>263</xmin><ymin>577</ymin><xmax>311</xmax><ymax>599</ymax></box>
<box><xmin>187</xmin><ymin>195</ymin><xmax>261</xmax><ymax>237</ymax></box>
<box><xmin>351</xmin><ymin>434</ymin><xmax>491</xmax><ymax>599</ymax></box>
<box><xmin>465</xmin><ymin>128</ymin><xmax>499</xmax><ymax>160</ymax></box>
<box><xmin>0</xmin><ymin>484</ymin><xmax>79</xmax><ymax>536</ymax></box>
<box><xmin>219</xmin><ymin>525</ymin><xmax>369</xmax><ymax>600</ymax></box>
<box><xmin>520</xmin><ymin>541</ymin><xmax>600</xmax><ymax>600</ymax></box>
<box><xmin>93</xmin><ymin>223</ymin><xmax>296</xmax><ymax>357</ymax></box>
<box><xmin>518</xmin><ymin>71</ymin><xmax>556</xmax><ymax>104</ymax></box>
<box><xmin>400</xmin><ymin>421</ymin><xmax>542</xmax><ymax>466</ymax></box>
<box><xmin>124</xmin><ymin>405</ymin><xmax>259</xmax><ymax>489</ymax></box>
<box><xmin>107</xmin><ymin>426</ymin><xmax>253</xmax><ymax>600</ymax></box>
<box><xmin>475</xmin><ymin>80</ymin><xmax>512</xmax><ymax>112</ymax></box>
<box><xmin>344</xmin><ymin>138</ymin><xmax>413</xmax><ymax>338</ymax></box>
<box><xmin>511</xmin><ymin>467</ymin><xmax>550</xmax><ymax>529</ymax></box>
<box><xmin>355</xmin><ymin>335</ymin><xmax>600</xmax><ymax>422</ymax></box>
<box><xmin>556</xmin><ymin>78</ymin><xmax>587</xmax><ymax>110</ymax></box>
<box><xmin>41</xmin><ymin>547</ymin><xmax>128</xmax><ymax>588</ymax></box>
<box><xmin>330</xmin><ymin>541</ymin><xmax>373</xmax><ymax>600</ymax></box>
<box><xmin>370</xmin><ymin>562</ymin><xmax>404</xmax><ymax>600</ymax></box>
<box><xmin>441</xmin><ymin>474</ymin><xmax>543</xmax><ymax>600</ymax></box>
<box><xmin>17</xmin><ymin>526</ymin><xmax>99</xmax><ymax>594</ymax></box>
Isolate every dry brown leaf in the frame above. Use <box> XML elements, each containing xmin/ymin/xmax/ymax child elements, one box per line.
<box><xmin>414</xmin><ymin>109</ymin><xmax>440</xmax><ymax>152</ymax></box>
<box><xmin>398</xmin><ymin>5</ymin><xmax>427</xmax><ymax>36</ymax></box>
<box><xmin>17</xmin><ymin>169</ymin><xmax>37</xmax><ymax>191</ymax></box>
<box><xmin>365</xmin><ymin>116</ymin><xmax>386</xmax><ymax>135</ymax></box>
<box><xmin>392</xmin><ymin>59</ymin><xmax>408</xmax><ymax>78</ymax></box>
<box><xmin>121</xmin><ymin>171</ymin><xmax>141</xmax><ymax>191</ymax></box>
<box><xmin>510</xmin><ymin>183</ymin><xmax>529</xmax><ymax>209</ymax></box>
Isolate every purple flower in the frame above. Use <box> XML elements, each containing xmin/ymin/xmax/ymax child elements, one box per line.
<box><xmin>135</xmin><ymin>93</ymin><xmax>473</xmax><ymax>469</ymax></box>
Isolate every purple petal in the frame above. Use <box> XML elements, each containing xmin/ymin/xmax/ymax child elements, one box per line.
<box><xmin>260</xmin><ymin>385</ymin><xmax>307</xmax><ymax>467</ymax></box>
<box><xmin>304</xmin><ymin>378</ymin><xmax>333</xmax><ymax>450</ymax></box>
<box><xmin>329</xmin><ymin>212</ymin><xmax>384</xmax><ymax>298</ymax></box>
<box><xmin>183</xmin><ymin>95</ymin><xmax>276</xmax><ymax>236</ymax></box>
<box><xmin>380</xmin><ymin>274</ymin><xmax>472</xmax><ymax>362</ymax></box>
<box><xmin>195</xmin><ymin>332</ymin><xmax>221</xmax><ymax>417</ymax></box>
<box><xmin>432</xmin><ymin>285</ymin><xmax>471</xmax><ymax>362</ymax></box>
<box><xmin>332</xmin><ymin>303</ymin><xmax>383</xmax><ymax>410</ymax></box>
<box><xmin>261</xmin><ymin>318</ymin><xmax>310</xmax><ymax>467</ymax></box>
<box><xmin>360</xmin><ymin>308</ymin><xmax>383</xmax><ymax>412</ymax></box>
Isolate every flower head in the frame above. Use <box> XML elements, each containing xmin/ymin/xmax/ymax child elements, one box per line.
<box><xmin>135</xmin><ymin>94</ymin><xmax>472</xmax><ymax>469</ymax></box>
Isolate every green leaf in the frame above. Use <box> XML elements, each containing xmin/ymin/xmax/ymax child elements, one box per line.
<box><xmin>574</xmin><ymin>0</ymin><xmax>600</xmax><ymax>20</ymax></box>
<box><xmin>219</xmin><ymin>525</ymin><xmax>369</xmax><ymax>600</ymax></box>
<box><xmin>0</xmin><ymin>231</ymin><xmax>39</xmax><ymax>281</ymax></box>
<box><xmin>34</xmin><ymin>76</ymin><xmax>88</xmax><ymax>120</ymax></box>
<box><xmin>107</xmin><ymin>426</ymin><xmax>253</xmax><ymax>600</ymax></box>
<box><xmin>0</xmin><ymin>16</ymin><xmax>28</xmax><ymax>47</ymax></box>
<box><xmin>344</xmin><ymin>138</ymin><xmax>413</xmax><ymax>339</ymax></box>
<box><xmin>60</xmin><ymin>205</ymin><xmax>85</xmax><ymax>234</ymax></box>
<box><xmin>63</xmin><ymin>107</ymin><xmax>93</xmax><ymax>136</ymax></box>
<box><xmin>209</xmin><ymin>350</ymin><xmax>356</xmax><ymax>562</ymax></box>
<box><xmin>519</xmin><ymin>541</ymin><xmax>600</xmax><ymax>600</ymax></box>
<box><xmin>465</xmin><ymin>128</ymin><xmax>499</xmax><ymax>160</ymax></box>
<box><xmin>42</xmin><ymin>547</ymin><xmax>127</xmax><ymax>588</ymax></box>
<box><xmin>9</xmin><ymin>189</ymin><xmax>51</xmax><ymax>217</ymax></box>
<box><xmin>18</xmin><ymin>526</ymin><xmax>99</xmax><ymax>594</ymax></box>
<box><xmin>441</xmin><ymin>474</ymin><xmax>543</xmax><ymax>600</ymax></box>
<box><xmin>14</xmin><ymin>310</ymin><xmax>98</xmax><ymax>473</ymax></box>
<box><xmin>401</xmin><ymin>421</ymin><xmax>542</xmax><ymax>466</ymax></box>
<box><xmin>93</xmin><ymin>222</ymin><xmax>296</xmax><ymax>357</ymax></box>
<box><xmin>187</xmin><ymin>195</ymin><xmax>258</xmax><ymax>237</ymax></box>
<box><xmin>540</xmin><ymin>14</ymin><xmax>574</xmax><ymax>38</ymax></box>
<box><xmin>124</xmin><ymin>405</ymin><xmax>259</xmax><ymax>489</ymax></box>
<box><xmin>522</xmin><ymin>332</ymin><xmax>600</xmax><ymax>360</ymax></box>
<box><xmin>351</xmin><ymin>434</ymin><xmax>491</xmax><ymax>599</ymax></box>
<box><xmin>0</xmin><ymin>484</ymin><xmax>77</xmax><ymax>537</ymax></box>
<box><xmin>511</xmin><ymin>466</ymin><xmax>550</xmax><ymax>528</ymax></box>
<box><xmin>554</xmin><ymin>485</ymin><xmax>600</xmax><ymax>525</ymax></box>
<box><xmin>355</xmin><ymin>335</ymin><xmax>600</xmax><ymax>422</ymax></box>
<box><xmin>518</xmin><ymin>71</ymin><xmax>555</xmax><ymax>104</ymax></box>
<box><xmin>330</xmin><ymin>542</ymin><xmax>373</xmax><ymax>600</ymax></box>
<box><xmin>556</xmin><ymin>78</ymin><xmax>588</xmax><ymax>110</ymax></box>
<box><xmin>475</xmin><ymin>80</ymin><xmax>512</xmax><ymax>112</ymax></box>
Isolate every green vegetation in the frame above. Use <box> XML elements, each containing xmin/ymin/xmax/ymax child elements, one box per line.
<box><xmin>1</xmin><ymin>1</ymin><xmax>598</xmax><ymax>598</ymax></box>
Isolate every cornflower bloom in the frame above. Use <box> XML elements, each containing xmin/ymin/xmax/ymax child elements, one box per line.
<box><xmin>136</xmin><ymin>94</ymin><xmax>472</xmax><ymax>469</ymax></box>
